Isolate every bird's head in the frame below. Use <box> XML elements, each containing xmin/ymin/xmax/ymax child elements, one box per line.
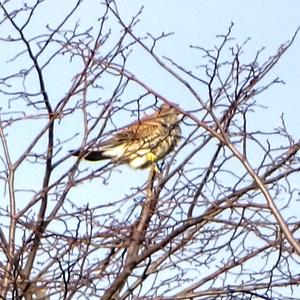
<box><xmin>156</xmin><ymin>103</ymin><xmax>182</xmax><ymax>124</ymax></box>
<box><xmin>158</xmin><ymin>103</ymin><xmax>181</xmax><ymax>116</ymax></box>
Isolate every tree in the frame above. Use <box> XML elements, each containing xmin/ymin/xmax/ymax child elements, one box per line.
<box><xmin>0</xmin><ymin>1</ymin><xmax>299</xmax><ymax>299</ymax></box>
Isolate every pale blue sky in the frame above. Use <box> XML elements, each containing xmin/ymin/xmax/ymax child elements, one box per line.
<box><xmin>1</xmin><ymin>0</ymin><xmax>299</xmax><ymax>234</ymax></box>
<box><xmin>1</xmin><ymin>0</ymin><xmax>300</xmax><ymax>298</ymax></box>
<box><xmin>2</xmin><ymin>0</ymin><xmax>300</xmax><ymax>249</ymax></box>
<box><xmin>100</xmin><ymin>0</ymin><xmax>300</xmax><ymax>141</ymax></box>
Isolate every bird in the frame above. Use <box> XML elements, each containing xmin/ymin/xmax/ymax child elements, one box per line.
<box><xmin>71</xmin><ymin>103</ymin><xmax>181</xmax><ymax>169</ymax></box>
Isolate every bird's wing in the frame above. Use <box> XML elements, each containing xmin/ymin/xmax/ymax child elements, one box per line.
<box><xmin>114</xmin><ymin>118</ymin><xmax>162</xmax><ymax>142</ymax></box>
<box><xmin>92</xmin><ymin>119</ymin><xmax>161</xmax><ymax>161</ymax></box>
<box><xmin>97</xmin><ymin>106</ymin><xmax>173</xmax><ymax>148</ymax></box>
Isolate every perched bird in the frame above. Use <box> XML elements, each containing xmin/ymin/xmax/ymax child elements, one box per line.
<box><xmin>72</xmin><ymin>103</ymin><xmax>181</xmax><ymax>169</ymax></box>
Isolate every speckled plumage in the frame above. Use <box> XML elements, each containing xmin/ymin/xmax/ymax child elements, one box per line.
<box><xmin>73</xmin><ymin>104</ymin><xmax>181</xmax><ymax>169</ymax></box>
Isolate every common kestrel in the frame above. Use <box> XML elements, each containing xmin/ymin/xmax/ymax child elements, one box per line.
<box><xmin>72</xmin><ymin>103</ymin><xmax>181</xmax><ymax>169</ymax></box>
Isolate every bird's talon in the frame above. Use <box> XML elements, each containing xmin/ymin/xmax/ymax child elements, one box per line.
<box><xmin>147</xmin><ymin>152</ymin><xmax>157</xmax><ymax>163</ymax></box>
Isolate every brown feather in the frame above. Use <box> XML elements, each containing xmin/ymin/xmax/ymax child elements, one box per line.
<box><xmin>72</xmin><ymin>104</ymin><xmax>181</xmax><ymax>169</ymax></box>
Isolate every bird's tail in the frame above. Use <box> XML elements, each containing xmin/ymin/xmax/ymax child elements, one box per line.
<box><xmin>71</xmin><ymin>149</ymin><xmax>110</xmax><ymax>161</ymax></box>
